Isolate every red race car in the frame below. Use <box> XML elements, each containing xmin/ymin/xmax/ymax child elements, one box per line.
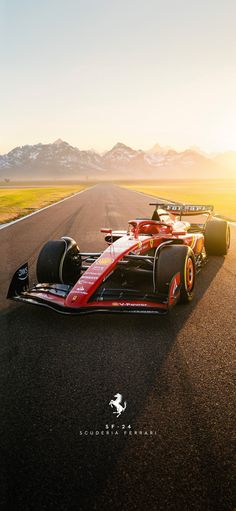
<box><xmin>7</xmin><ymin>203</ymin><xmax>230</xmax><ymax>315</ymax></box>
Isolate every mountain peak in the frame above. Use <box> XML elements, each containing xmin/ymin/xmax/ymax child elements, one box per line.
<box><xmin>111</xmin><ymin>142</ymin><xmax>133</xmax><ymax>151</ymax></box>
<box><xmin>53</xmin><ymin>138</ymin><xmax>68</xmax><ymax>146</ymax></box>
<box><xmin>148</xmin><ymin>143</ymin><xmax>173</xmax><ymax>154</ymax></box>
<box><xmin>148</xmin><ymin>143</ymin><xmax>162</xmax><ymax>153</ymax></box>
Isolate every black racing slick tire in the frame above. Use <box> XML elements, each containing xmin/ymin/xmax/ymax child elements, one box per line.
<box><xmin>155</xmin><ymin>245</ymin><xmax>196</xmax><ymax>303</ymax></box>
<box><xmin>36</xmin><ymin>237</ymin><xmax>81</xmax><ymax>285</ymax></box>
<box><xmin>204</xmin><ymin>220</ymin><xmax>230</xmax><ymax>256</ymax></box>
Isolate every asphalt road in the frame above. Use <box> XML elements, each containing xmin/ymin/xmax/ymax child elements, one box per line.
<box><xmin>0</xmin><ymin>184</ymin><xmax>235</xmax><ymax>511</ymax></box>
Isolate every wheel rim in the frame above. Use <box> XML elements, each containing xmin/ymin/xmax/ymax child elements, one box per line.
<box><xmin>186</xmin><ymin>257</ymin><xmax>194</xmax><ymax>292</ymax></box>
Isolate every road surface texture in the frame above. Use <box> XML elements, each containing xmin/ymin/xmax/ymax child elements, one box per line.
<box><xmin>0</xmin><ymin>184</ymin><xmax>235</xmax><ymax>511</ymax></box>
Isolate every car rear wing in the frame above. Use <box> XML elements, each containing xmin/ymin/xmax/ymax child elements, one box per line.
<box><xmin>150</xmin><ymin>202</ymin><xmax>214</xmax><ymax>220</ymax></box>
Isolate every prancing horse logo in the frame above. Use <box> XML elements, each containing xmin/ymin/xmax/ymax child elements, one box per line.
<box><xmin>109</xmin><ymin>393</ymin><xmax>127</xmax><ymax>418</ymax></box>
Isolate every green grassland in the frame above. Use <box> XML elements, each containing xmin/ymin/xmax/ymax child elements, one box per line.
<box><xmin>121</xmin><ymin>180</ymin><xmax>236</xmax><ymax>220</ymax></box>
<box><xmin>1</xmin><ymin>179</ymin><xmax>235</xmax><ymax>225</ymax></box>
<box><xmin>0</xmin><ymin>185</ymin><xmax>86</xmax><ymax>223</ymax></box>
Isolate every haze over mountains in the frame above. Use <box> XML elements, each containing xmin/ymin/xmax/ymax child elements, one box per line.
<box><xmin>0</xmin><ymin>139</ymin><xmax>235</xmax><ymax>181</ymax></box>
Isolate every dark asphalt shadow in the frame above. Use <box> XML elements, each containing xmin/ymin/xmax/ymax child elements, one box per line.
<box><xmin>1</xmin><ymin>256</ymin><xmax>233</xmax><ymax>511</ymax></box>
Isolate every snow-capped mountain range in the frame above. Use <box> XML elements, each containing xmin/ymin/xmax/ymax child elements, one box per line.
<box><xmin>0</xmin><ymin>139</ymin><xmax>234</xmax><ymax>180</ymax></box>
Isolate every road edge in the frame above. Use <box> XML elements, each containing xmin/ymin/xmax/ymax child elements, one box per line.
<box><xmin>0</xmin><ymin>185</ymin><xmax>96</xmax><ymax>231</ymax></box>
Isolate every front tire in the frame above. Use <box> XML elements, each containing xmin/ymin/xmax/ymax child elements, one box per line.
<box><xmin>204</xmin><ymin>220</ymin><xmax>230</xmax><ymax>256</ymax></box>
<box><xmin>155</xmin><ymin>245</ymin><xmax>196</xmax><ymax>303</ymax></box>
<box><xmin>36</xmin><ymin>237</ymin><xmax>81</xmax><ymax>285</ymax></box>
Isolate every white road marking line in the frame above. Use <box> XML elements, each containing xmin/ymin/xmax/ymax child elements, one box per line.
<box><xmin>0</xmin><ymin>185</ymin><xmax>95</xmax><ymax>231</ymax></box>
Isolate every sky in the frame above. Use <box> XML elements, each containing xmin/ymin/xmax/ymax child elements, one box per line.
<box><xmin>0</xmin><ymin>0</ymin><xmax>236</xmax><ymax>154</ymax></box>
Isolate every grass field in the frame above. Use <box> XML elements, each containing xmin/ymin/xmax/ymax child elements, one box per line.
<box><xmin>121</xmin><ymin>180</ymin><xmax>236</xmax><ymax>221</ymax></box>
<box><xmin>0</xmin><ymin>185</ymin><xmax>87</xmax><ymax>223</ymax></box>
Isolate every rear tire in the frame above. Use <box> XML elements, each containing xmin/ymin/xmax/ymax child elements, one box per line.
<box><xmin>155</xmin><ymin>245</ymin><xmax>196</xmax><ymax>303</ymax></box>
<box><xmin>204</xmin><ymin>220</ymin><xmax>230</xmax><ymax>256</ymax></box>
<box><xmin>36</xmin><ymin>237</ymin><xmax>81</xmax><ymax>285</ymax></box>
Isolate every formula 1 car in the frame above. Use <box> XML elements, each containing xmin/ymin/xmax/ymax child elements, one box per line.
<box><xmin>7</xmin><ymin>203</ymin><xmax>230</xmax><ymax>315</ymax></box>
